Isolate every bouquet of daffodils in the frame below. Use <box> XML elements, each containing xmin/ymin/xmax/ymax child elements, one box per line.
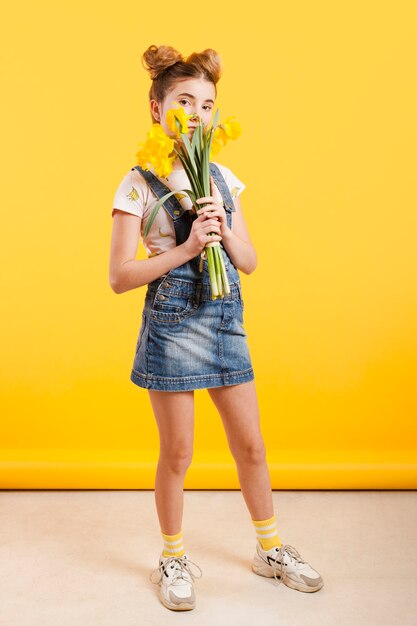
<box><xmin>135</xmin><ymin>103</ymin><xmax>241</xmax><ymax>299</ymax></box>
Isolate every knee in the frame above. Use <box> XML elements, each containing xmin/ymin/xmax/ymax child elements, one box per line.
<box><xmin>234</xmin><ymin>440</ymin><xmax>266</xmax><ymax>465</ymax></box>
<box><xmin>160</xmin><ymin>445</ymin><xmax>193</xmax><ymax>474</ymax></box>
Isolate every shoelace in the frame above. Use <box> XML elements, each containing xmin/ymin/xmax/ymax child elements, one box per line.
<box><xmin>265</xmin><ymin>544</ymin><xmax>307</xmax><ymax>584</ymax></box>
<box><xmin>149</xmin><ymin>555</ymin><xmax>203</xmax><ymax>586</ymax></box>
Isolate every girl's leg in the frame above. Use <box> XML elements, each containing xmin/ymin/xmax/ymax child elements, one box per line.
<box><xmin>207</xmin><ymin>380</ymin><xmax>274</xmax><ymax>520</ymax></box>
<box><xmin>148</xmin><ymin>389</ymin><xmax>195</xmax><ymax>535</ymax></box>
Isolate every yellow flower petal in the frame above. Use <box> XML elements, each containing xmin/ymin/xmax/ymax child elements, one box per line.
<box><xmin>136</xmin><ymin>123</ymin><xmax>175</xmax><ymax>175</ymax></box>
<box><xmin>221</xmin><ymin>116</ymin><xmax>241</xmax><ymax>140</ymax></box>
<box><xmin>209</xmin><ymin>128</ymin><xmax>226</xmax><ymax>159</ymax></box>
<box><xmin>166</xmin><ymin>102</ymin><xmax>195</xmax><ymax>137</ymax></box>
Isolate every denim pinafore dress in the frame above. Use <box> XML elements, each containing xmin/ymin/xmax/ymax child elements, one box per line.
<box><xmin>130</xmin><ymin>162</ymin><xmax>255</xmax><ymax>392</ymax></box>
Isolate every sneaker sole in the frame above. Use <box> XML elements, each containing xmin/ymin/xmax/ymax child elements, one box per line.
<box><xmin>251</xmin><ymin>563</ymin><xmax>323</xmax><ymax>593</ymax></box>
<box><xmin>159</xmin><ymin>588</ymin><xmax>196</xmax><ymax>611</ymax></box>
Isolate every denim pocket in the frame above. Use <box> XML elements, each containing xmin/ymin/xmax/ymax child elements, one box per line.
<box><xmin>150</xmin><ymin>293</ymin><xmax>194</xmax><ymax>324</ymax></box>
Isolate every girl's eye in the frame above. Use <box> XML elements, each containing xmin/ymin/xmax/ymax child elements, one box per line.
<box><xmin>179</xmin><ymin>99</ymin><xmax>211</xmax><ymax>112</ymax></box>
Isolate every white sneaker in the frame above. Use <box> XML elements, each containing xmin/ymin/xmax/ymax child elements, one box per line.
<box><xmin>252</xmin><ymin>541</ymin><xmax>324</xmax><ymax>593</ymax></box>
<box><xmin>149</xmin><ymin>553</ymin><xmax>203</xmax><ymax>610</ymax></box>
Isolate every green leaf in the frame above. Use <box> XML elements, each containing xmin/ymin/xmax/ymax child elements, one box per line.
<box><xmin>182</xmin><ymin>132</ymin><xmax>195</xmax><ymax>163</ymax></box>
<box><xmin>191</xmin><ymin>125</ymin><xmax>199</xmax><ymax>151</ymax></box>
<box><xmin>143</xmin><ymin>188</ymin><xmax>189</xmax><ymax>237</ymax></box>
<box><xmin>192</xmin><ymin>123</ymin><xmax>201</xmax><ymax>164</ymax></box>
<box><xmin>182</xmin><ymin>188</ymin><xmax>197</xmax><ymax>205</ymax></box>
<box><xmin>143</xmin><ymin>186</ymin><xmax>204</xmax><ymax>238</ymax></box>
<box><xmin>212</xmin><ymin>107</ymin><xmax>220</xmax><ymax>129</ymax></box>
<box><xmin>174</xmin><ymin>117</ymin><xmax>183</xmax><ymax>135</ymax></box>
<box><xmin>181</xmin><ymin>156</ymin><xmax>203</xmax><ymax>198</ymax></box>
<box><xmin>202</xmin><ymin>141</ymin><xmax>209</xmax><ymax>196</ymax></box>
<box><xmin>207</xmin><ymin>126</ymin><xmax>215</xmax><ymax>160</ymax></box>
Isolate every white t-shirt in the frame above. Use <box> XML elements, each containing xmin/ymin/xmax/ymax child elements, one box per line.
<box><xmin>111</xmin><ymin>161</ymin><xmax>246</xmax><ymax>257</ymax></box>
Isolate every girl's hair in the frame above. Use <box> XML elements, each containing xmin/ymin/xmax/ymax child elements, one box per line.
<box><xmin>141</xmin><ymin>44</ymin><xmax>222</xmax><ymax>123</ymax></box>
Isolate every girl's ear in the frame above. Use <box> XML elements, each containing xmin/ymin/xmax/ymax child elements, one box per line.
<box><xmin>150</xmin><ymin>99</ymin><xmax>161</xmax><ymax>122</ymax></box>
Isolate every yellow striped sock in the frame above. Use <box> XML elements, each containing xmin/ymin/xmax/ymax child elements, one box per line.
<box><xmin>252</xmin><ymin>514</ymin><xmax>282</xmax><ymax>550</ymax></box>
<box><xmin>161</xmin><ymin>529</ymin><xmax>186</xmax><ymax>558</ymax></box>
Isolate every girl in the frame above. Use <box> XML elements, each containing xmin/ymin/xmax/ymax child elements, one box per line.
<box><xmin>109</xmin><ymin>44</ymin><xmax>323</xmax><ymax>611</ymax></box>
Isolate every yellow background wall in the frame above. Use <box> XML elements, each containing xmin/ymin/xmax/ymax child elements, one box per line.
<box><xmin>1</xmin><ymin>1</ymin><xmax>416</xmax><ymax>488</ymax></box>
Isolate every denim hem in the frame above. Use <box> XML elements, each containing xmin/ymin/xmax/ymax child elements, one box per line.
<box><xmin>130</xmin><ymin>367</ymin><xmax>254</xmax><ymax>391</ymax></box>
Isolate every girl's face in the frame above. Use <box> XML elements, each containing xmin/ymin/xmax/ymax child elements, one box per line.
<box><xmin>151</xmin><ymin>77</ymin><xmax>216</xmax><ymax>143</ymax></box>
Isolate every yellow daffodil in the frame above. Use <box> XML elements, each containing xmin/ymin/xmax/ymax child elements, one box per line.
<box><xmin>166</xmin><ymin>102</ymin><xmax>195</xmax><ymax>137</ymax></box>
<box><xmin>209</xmin><ymin>127</ymin><xmax>227</xmax><ymax>158</ymax></box>
<box><xmin>221</xmin><ymin>116</ymin><xmax>242</xmax><ymax>141</ymax></box>
<box><xmin>136</xmin><ymin>123</ymin><xmax>175</xmax><ymax>177</ymax></box>
<box><xmin>157</xmin><ymin>155</ymin><xmax>177</xmax><ymax>178</ymax></box>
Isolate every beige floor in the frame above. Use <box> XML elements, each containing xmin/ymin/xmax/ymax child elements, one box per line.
<box><xmin>0</xmin><ymin>489</ymin><xmax>416</xmax><ymax>625</ymax></box>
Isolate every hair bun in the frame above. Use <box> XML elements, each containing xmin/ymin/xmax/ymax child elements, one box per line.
<box><xmin>141</xmin><ymin>44</ymin><xmax>184</xmax><ymax>80</ymax></box>
<box><xmin>186</xmin><ymin>48</ymin><xmax>222</xmax><ymax>84</ymax></box>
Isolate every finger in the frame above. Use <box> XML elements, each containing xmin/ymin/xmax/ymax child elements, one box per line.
<box><xmin>196</xmin><ymin>197</ymin><xmax>215</xmax><ymax>204</ymax></box>
<box><xmin>196</xmin><ymin>210</ymin><xmax>207</xmax><ymax>217</ymax></box>
<box><xmin>196</xmin><ymin>203</ymin><xmax>219</xmax><ymax>213</ymax></box>
<box><xmin>199</xmin><ymin>209</ymin><xmax>222</xmax><ymax>221</ymax></box>
<box><xmin>210</xmin><ymin>175</ymin><xmax>223</xmax><ymax>204</ymax></box>
<box><xmin>194</xmin><ymin>213</ymin><xmax>209</xmax><ymax>223</ymax></box>
<box><xmin>201</xmin><ymin>222</ymin><xmax>220</xmax><ymax>232</ymax></box>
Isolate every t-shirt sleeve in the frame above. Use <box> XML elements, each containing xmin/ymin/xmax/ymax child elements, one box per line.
<box><xmin>111</xmin><ymin>170</ymin><xmax>145</xmax><ymax>218</ymax></box>
<box><xmin>213</xmin><ymin>162</ymin><xmax>246</xmax><ymax>199</ymax></box>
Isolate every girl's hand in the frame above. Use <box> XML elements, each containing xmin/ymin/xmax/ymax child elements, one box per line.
<box><xmin>195</xmin><ymin>176</ymin><xmax>230</xmax><ymax>238</ymax></box>
<box><xmin>183</xmin><ymin>205</ymin><xmax>222</xmax><ymax>258</ymax></box>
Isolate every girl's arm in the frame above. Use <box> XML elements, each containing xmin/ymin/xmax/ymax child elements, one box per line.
<box><xmin>109</xmin><ymin>210</ymin><xmax>193</xmax><ymax>294</ymax></box>
<box><xmin>221</xmin><ymin>196</ymin><xmax>257</xmax><ymax>275</ymax></box>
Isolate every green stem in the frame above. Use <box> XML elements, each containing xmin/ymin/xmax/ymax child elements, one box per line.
<box><xmin>206</xmin><ymin>245</ymin><xmax>219</xmax><ymax>297</ymax></box>
<box><xmin>219</xmin><ymin>246</ymin><xmax>230</xmax><ymax>295</ymax></box>
<box><xmin>214</xmin><ymin>244</ymin><xmax>223</xmax><ymax>296</ymax></box>
<box><xmin>174</xmin><ymin>146</ymin><xmax>204</xmax><ymax>198</ymax></box>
